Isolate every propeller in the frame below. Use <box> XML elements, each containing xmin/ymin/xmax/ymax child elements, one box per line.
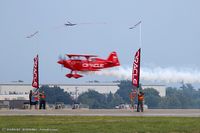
<box><xmin>58</xmin><ymin>55</ymin><xmax>66</xmax><ymax>70</ymax></box>
<box><xmin>58</xmin><ymin>54</ymin><xmax>67</xmax><ymax>60</ymax></box>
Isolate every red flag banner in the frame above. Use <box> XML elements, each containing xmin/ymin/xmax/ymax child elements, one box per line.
<box><xmin>32</xmin><ymin>55</ymin><xmax>39</xmax><ymax>88</ymax></box>
<box><xmin>132</xmin><ymin>48</ymin><xmax>141</xmax><ymax>88</ymax></box>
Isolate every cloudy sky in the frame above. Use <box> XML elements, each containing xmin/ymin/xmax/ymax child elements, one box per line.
<box><xmin>0</xmin><ymin>0</ymin><xmax>200</xmax><ymax>84</ymax></box>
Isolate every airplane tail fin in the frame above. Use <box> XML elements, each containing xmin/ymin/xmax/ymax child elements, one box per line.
<box><xmin>107</xmin><ymin>51</ymin><xmax>120</xmax><ymax>66</ymax></box>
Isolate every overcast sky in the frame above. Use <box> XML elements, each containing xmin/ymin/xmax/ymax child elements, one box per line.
<box><xmin>0</xmin><ymin>0</ymin><xmax>200</xmax><ymax>84</ymax></box>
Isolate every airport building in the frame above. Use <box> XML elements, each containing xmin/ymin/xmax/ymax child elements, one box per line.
<box><xmin>0</xmin><ymin>83</ymin><xmax>166</xmax><ymax>100</ymax></box>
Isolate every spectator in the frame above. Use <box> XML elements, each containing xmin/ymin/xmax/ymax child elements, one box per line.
<box><xmin>39</xmin><ymin>91</ymin><xmax>46</xmax><ymax>109</ymax></box>
<box><xmin>137</xmin><ymin>91</ymin><xmax>144</xmax><ymax>112</ymax></box>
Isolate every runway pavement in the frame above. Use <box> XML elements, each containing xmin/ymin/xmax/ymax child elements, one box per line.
<box><xmin>0</xmin><ymin>109</ymin><xmax>200</xmax><ymax>117</ymax></box>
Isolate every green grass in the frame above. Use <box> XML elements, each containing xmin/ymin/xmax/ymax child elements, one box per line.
<box><xmin>0</xmin><ymin>116</ymin><xmax>200</xmax><ymax>133</ymax></box>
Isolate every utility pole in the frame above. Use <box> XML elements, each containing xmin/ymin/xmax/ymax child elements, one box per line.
<box><xmin>75</xmin><ymin>87</ymin><xmax>79</xmax><ymax>103</ymax></box>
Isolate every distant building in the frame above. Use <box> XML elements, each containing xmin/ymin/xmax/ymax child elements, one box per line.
<box><xmin>0</xmin><ymin>84</ymin><xmax>30</xmax><ymax>100</ymax></box>
<box><xmin>0</xmin><ymin>83</ymin><xmax>166</xmax><ymax>100</ymax></box>
<box><xmin>0</xmin><ymin>83</ymin><xmax>119</xmax><ymax>100</ymax></box>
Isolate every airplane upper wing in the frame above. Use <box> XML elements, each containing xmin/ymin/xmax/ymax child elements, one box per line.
<box><xmin>129</xmin><ymin>27</ymin><xmax>134</xmax><ymax>29</ymax></box>
<box><xmin>129</xmin><ymin>21</ymin><xmax>141</xmax><ymax>29</ymax></box>
<box><xmin>66</xmin><ymin>54</ymin><xmax>98</xmax><ymax>59</ymax></box>
<box><xmin>26</xmin><ymin>31</ymin><xmax>39</xmax><ymax>38</ymax></box>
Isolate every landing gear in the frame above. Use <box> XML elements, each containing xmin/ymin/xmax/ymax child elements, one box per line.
<box><xmin>66</xmin><ymin>71</ymin><xmax>83</xmax><ymax>79</ymax></box>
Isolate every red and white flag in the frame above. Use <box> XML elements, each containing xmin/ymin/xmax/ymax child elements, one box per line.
<box><xmin>32</xmin><ymin>54</ymin><xmax>39</xmax><ymax>88</ymax></box>
<box><xmin>132</xmin><ymin>48</ymin><xmax>141</xmax><ymax>88</ymax></box>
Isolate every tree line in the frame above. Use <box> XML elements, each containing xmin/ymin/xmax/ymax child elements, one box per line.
<box><xmin>40</xmin><ymin>80</ymin><xmax>200</xmax><ymax>109</ymax></box>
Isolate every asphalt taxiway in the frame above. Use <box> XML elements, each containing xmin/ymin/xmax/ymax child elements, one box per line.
<box><xmin>0</xmin><ymin>109</ymin><xmax>199</xmax><ymax>117</ymax></box>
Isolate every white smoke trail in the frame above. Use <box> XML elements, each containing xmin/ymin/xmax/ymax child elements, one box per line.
<box><xmin>95</xmin><ymin>66</ymin><xmax>200</xmax><ymax>83</ymax></box>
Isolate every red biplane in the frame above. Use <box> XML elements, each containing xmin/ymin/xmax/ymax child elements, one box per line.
<box><xmin>57</xmin><ymin>51</ymin><xmax>120</xmax><ymax>79</ymax></box>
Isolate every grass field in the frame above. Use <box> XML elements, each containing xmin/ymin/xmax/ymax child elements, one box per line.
<box><xmin>0</xmin><ymin>116</ymin><xmax>200</xmax><ymax>133</ymax></box>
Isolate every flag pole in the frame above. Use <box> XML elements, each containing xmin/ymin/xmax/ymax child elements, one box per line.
<box><xmin>129</xmin><ymin>20</ymin><xmax>142</xmax><ymax>48</ymax></box>
<box><xmin>130</xmin><ymin>21</ymin><xmax>142</xmax><ymax>107</ymax></box>
<box><xmin>136</xmin><ymin>21</ymin><xmax>142</xmax><ymax>93</ymax></box>
<box><xmin>139</xmin><ymin>21</ymin><xmax>142</xmax><ymax>48</ymax></box>
<box><xmin>139</xmin><ymin>21</ymin><xmax>142</xmax><ymax>93</ymax></box>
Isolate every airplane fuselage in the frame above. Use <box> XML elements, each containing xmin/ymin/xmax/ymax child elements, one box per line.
<box><xmin>63</xmin><ymin>59</ymin><xmax>115</xmax><ymax>71</ymax></box>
